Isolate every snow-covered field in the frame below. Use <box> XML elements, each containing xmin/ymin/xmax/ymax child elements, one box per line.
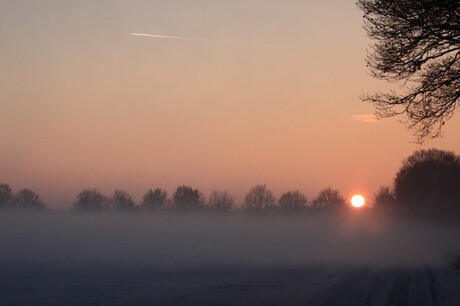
<box><xmin>0</xmin><ymin>212</ymin><xmax>459</xmax><ymax>305</ymax></box>
<box><xmin>2</xmin><ymin>263</ymin><xmax>459</xmax><ymax>305</ymax></box>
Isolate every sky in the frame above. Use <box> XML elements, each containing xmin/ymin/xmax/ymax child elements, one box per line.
<box><xmin>1</xmin><ymin>0</ymin><xmax>460</xmax><ymax>208</ymax></box>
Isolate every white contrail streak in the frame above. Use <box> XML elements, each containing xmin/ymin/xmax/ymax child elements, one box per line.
<box><xmin>129</xmin><ymin>32</ymin><xmax>278</xmax><ymax>47</ymax></box>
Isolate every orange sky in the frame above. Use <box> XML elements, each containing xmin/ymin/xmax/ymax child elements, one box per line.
<box><xmin>1</xmin><ymin>1</ymin><xmax>460</xmax><ymax>207</ymax></box>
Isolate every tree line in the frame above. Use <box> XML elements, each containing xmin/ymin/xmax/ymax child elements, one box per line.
<box><xmin>0</xmin><ymin>183</ymin><xmax>347</xmax><ymax>214</ymax></box>
<box><xmin>1</xmin><ymin>148</ymin><xmax>460</xmax><ymax>219</ymax></box>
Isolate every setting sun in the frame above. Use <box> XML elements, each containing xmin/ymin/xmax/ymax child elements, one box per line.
<box><xmin>351</xmin><ymin>194</ymin><xmax>365</xmax><ymax>208</ymax></box>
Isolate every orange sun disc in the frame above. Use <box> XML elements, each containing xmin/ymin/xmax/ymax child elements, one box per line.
<box><xmin>351</xmin><ymin>194</ymin><xmax>365</xmax><ymax>208</ymax></box>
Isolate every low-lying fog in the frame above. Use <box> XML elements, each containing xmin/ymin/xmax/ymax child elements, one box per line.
<box><xmin>0</xmin><ymin>211</ymin><xmax>458</xmax><ymax>268</ymax></box>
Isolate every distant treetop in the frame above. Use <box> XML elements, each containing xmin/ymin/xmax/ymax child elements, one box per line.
<box><xmin>278</xmin><ymin>190</ymin><xmax>308</xmax><ymax>212</ymax></box>
<box><xmin>73</xmin><ymin>188</ymin><xmax>107</xmax><ymax>211</ymax></box>
<box><xmin>15</xmin><ymin>188</ymin><xmax>45</xmax><ymax>209</ymax></box>
<box><xmin>141</xmin><ymin>188</ymin><xmax>168</xmax><ymax>210</ymax></box>
<box><xmin>0</xmin><ymin>184</ymin><xmax>15</xmax><ymax>209</ymax></box>
<box><xmin>242</xmin><ymin>184</ymin><xmax>276</xmax><ymax>212</ymax></box>
<box><xmin>312</xmin><ymin>187</ymin><xmax>345</xmax><ymax>211</ymax></box>
<box><xmin>172</xmin><ymin>185</ymin><xmax>204</xmax><ymax>211</ymax></box>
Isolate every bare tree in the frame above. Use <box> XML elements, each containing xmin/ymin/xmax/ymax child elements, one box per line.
<box><xmin>312</xmin><ymin>187</ymin><xmax>346</xmax><ymax>211</ymax></box>
<box><xmin>72</xmin><ymin>189</ymin><xmax>107</xmax><ymax>211</ymax></box>
<box><xmin>110</xmin><ymin>189</ymin><xmax>135</xmax><ymax>211</ymax></box>
<box><xmin>278</xmin><ymin>190</ymin><xmax>308</xmax><ymax>212</ymax></box>
<box><xmin>0</xmin><ymin>184</ymin><xmax>14</xmax><ymax>209</ymax></box>
<box><xmin>242</xmin><ymin>184</ymin><xmax>276</xmax><ymax>212</ymax></box>
<box><xmin>172</xmin><ymin>185</ymin><xmax>204</xmax><ymax>211</ymax></box>
<box><xmin>141</xmin><ymin>188</ymin><xmax>168</xmax><ymax>210</ymax></box>
<box><xmin>357</xmin><ymin>0</ymin><xmax>460</xmax><ymax>142</ymax></box>
<box><xmin>207</xmin><ymin>190</ymin><xmax>234</xmax><ymax>213</ymax></box>
<box><xmin>15</xmin><ymin>188</ymin><xmax>45</xmax><ymax>209</ymax></box>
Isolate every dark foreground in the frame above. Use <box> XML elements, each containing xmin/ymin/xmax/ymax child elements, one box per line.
<box><xmin>1</xmin><ymin>264</ymin><xmax>459</xmax><ymax>306</ymax></box>
<box><xmin>1</xmin><ymin>213</ymin><xmax>460</xmax><ymax>305</ymax></box>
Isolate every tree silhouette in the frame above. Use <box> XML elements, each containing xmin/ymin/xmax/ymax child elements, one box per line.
<box><xmin>357</xmin><ymin>0</ymin><xmax>460</xmax><ymax>142</ymax></box>
<box><xmin>278</xmin><ymin>190</ymin><xmax>308</xmax><ymax>212</ymax></box>
<box><xmin>373</xmin><ymin>186</ymin><xmax>396</xmax><ymax>209</ymax></box>
<box><xmin>207</xmin><ymin>190</ymin><xmax>234</xmax><ymax>213</ymax></box>
<box><xmin>312</xmin><ymin>187</ymin><xmax>345</xmax><ymax>211</ymax></box>
<box><xmin>242</xmin><ymin>184</ymin><xmax>276</xmax><ymax>212</ymax></box>
<box><xmin>394</xmin><ymin>148</ymin><xmax>460</xmax><ymax>218</ymax></box>
<box><xmin>141</xmin><ymin>188</ymin><xmax>168</xmax><ymax>210</ymax></box>
<box><xmin>15</xmin><ymin>188</ymin><xmax>45</xmax><ymax>209</ymax></box>
<box><xmin>172</xmin><ymin>185</ymin><xmax>204</xmax><ymax>211</ymax></box>
<box><xmin>72</xmin><ymin>189</ymin><xmax>107</xmax><ymax>211</ymax></box>
<box><xmin>110</xmin><ymin>189</ymin><xmax>135</xmax><ymax>211</ymax></box>
<box><xmin>0</xmin><ymin>184</ymin><xmax>14</xmax><ymax>209</ymax></box>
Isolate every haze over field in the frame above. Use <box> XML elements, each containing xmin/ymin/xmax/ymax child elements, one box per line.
<box><xmin>0</xmin><ymin>212</ymin><xmax>459</xmax><ymax>268</ymax></box>
<box><xmin>2</xmin><ymin>1</ymin><xmax>460</xmax><ymax>208</ymax></box>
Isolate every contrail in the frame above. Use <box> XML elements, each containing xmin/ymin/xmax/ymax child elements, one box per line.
<box><xmin>129</xmin><ymin>32</ymin><xmax>279</xmax><ymax>47</ymax></box>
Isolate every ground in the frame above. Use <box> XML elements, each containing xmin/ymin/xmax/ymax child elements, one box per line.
<box><xmin>1</xmin><ymin>263</ymin><xmax>459</xmax><ymax>305</ymax></box>
<box><xmin>1</xmin><ymin>212</ymin><xmax>459</xmax><ymax>305</ymax></box>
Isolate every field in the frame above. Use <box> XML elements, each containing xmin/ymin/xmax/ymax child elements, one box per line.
<box><xmin>0</xmin><ymin>212</ymin><xmax>459</xmax><ymax>305</ymax></box>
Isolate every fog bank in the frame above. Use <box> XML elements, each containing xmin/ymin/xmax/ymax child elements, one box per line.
<box><xmin>0</xmin><ymin>212</ymin><xmax>458</xmax><ymax>268</ymax></box>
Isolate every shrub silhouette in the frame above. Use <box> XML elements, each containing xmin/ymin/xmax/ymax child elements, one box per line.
<box><xmin>72</xmin><ymin>189</ymin><xmax>107</xmax><ymax>211</ymax></box>
<box><xmin>15</xmin><ymin>188</ymin><xmax>45</xmax><ymax>209</ymax></box>
<box><xmin>207</xmin><ymin>190</ymin><xmax>234</xmax><ymax>213</ymax></box>
<box><xmin>0</xmin><ymin>184</ymin><xmax>14</xmax><ymax>209</ymax></box>
<box><xmin>278</xmin><ymin>190</ymin><xmax>308</xmax><ymax>212</ymax></box>
<box><xmin>312</xmin><ymin>187</ymin><xmax>345</xmax><ymax>211</ymax></box>
<box><xmin>172</xmin><ymin>185</ymin><xmax>204</xmax><ymax>211</ymax></box>
<box><xmin>242</xmin><ymin>184</ymin><xmax>276</xmax><ymax>213</ymax></box>
<box><xmin>110</xmin><ymin>189</ymin><xmax>135</xmax><ymax>211</ymax></box>
<box><xmin>141</xmin><ymin>188</ymin><xmax>168</xmax><ymax>210</ymax></box>
<box><xmin>373</xmin><ymin>186</ymin><xmax>396</xmax><ymax>210</ymax></box>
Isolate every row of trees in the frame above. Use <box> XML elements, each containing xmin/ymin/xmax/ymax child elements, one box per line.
<box><xmin>2</xmin><ymin>148</ymin><xmax>459</xmax><ymax>218</ymax></box>
<box><xmin>0</xmin><ymin>182</ymin><xmax>347</xmax><ymax>213</ymax></box>
<box><xmin>71</xmin><ymin>185</ymin><xmax>346</xmax><ymax>213</ymax></box>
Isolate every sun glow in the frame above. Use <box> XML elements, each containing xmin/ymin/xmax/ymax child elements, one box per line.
<box><xmin>351</xmin><ymin>194</ymin><xmax>365</xmax><ymax>208</ymax></box>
